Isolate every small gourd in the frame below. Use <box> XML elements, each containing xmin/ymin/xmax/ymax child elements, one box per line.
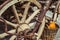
<box><xmin>47</xmin><ymin>21</ymin><xmax>57</xmax><ymax>30</ymax></box>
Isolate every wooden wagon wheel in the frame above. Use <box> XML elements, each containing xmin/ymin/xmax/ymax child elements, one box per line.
<box><xmin>0</xmin><ymin>0</ymin><xmax>42</xmax><ymax>40</ymax></box>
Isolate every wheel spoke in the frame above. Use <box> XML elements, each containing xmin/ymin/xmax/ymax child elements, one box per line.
<box><xmin>12</xmin><ymin>5</ymin><xmax>20</xmax><ymax>24</ymax></box>
<box><xmin>25</xmin><ymin>9</ymin><xmax>40</xmax><ymax>23</ymax></box>
<box><xmin>21</xmin><ymin>2</ymin><xmax>30</xmax><ymax>23</ymax></box>
<box><xmin>0</xmin><ymin>29</ymin><xmax>15</xmax><ymax>39</ymax></box>
<box><xmin>5</xmin><ymin>20</ymin><xmax>18</xmax><ymax>28</ymax></box>
<box><xmin>9</xmin><ymin>35</ymin><xmax>16</xmax><ymax>40</ymax></box>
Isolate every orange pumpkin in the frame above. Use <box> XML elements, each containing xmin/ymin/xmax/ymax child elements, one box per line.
<box><xmin>48</xmin><ymin>21</ymin><xmax>56</xmax><ymax>30</ymax></box>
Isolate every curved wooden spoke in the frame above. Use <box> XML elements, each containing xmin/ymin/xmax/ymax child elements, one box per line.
<box><xmin>12</xmin><ymin>5</ymin><xmax>20</xmax><ymax>24</ymax></box>
<box><xmin>9</xmin><ymin>35</ymin><xmax>16</xmax><ymax>40</ymax></box>
<box><xmin>25</xmin><ymin>9</ymin><xmax>40</xmax><ymax>23</ymax></box>
<box><xmin>21</xmin><ymin>2</ymin><xmax>30</xmax><ymax>23</ymax></box>
<box><xmin>0</xmin><ymin>29</ymin><xmax>15</xmax><ymax>39</ymax></box>
<box><xmin>5</xmin><ymin>20</ymin><xmax>18</xmax><ymax>28</ymax></box>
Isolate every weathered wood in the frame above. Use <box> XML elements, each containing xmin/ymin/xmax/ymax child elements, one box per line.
<box><xmin>0</xmin><ymin>0</ymin><xmax>21</xmax><ymax>16</ymax></box>
<box><xmin>0</xmin><ymin>22</ymin><xmax>35</xmax><ymax>39</ymax></box>
<box><xmin>53</xmin><ymin>0</ymin><xmax>60</xmax><ymax>22</ymax></box>
<box><xmin>32</xmin><ymin>0</ymin><xmax>52</xmax><ymax>33</ymax></box>
<box><xmin>37</xmin><ymin>17</ymin><xmax>45</xmax><ymax>40</ymax></box>
<box><xmin>0</xmin><ymin>29</ymin><xmax>15</xmax><ymax>39</ymax></box>
<box><xmin>9</xmin><ymin>35</ymin><xmax>16</xmax><ymax>40</ymax></box>
<box><xmin>21</xmin><ymin>2</ymin><xmax>30</xmax><ymax>23</ymax></box>
<box><xmin>5</xmin><ymin>20</ymin><xmax>18</xmax><ymax>28</ymax></box>
<box><xmin>12</xmin><ymin>5</ymin><xmax>20</xmax><ymax>24</ymax></box>
<box><xmin>58</xmin><ymin>4</ymin><xmax>60</xmax><ymax>13</ymax></box>
<box><xmin>25</xmin><ymin>9</ymin><xmax>40</xmax><ymax>23</ymax></box>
